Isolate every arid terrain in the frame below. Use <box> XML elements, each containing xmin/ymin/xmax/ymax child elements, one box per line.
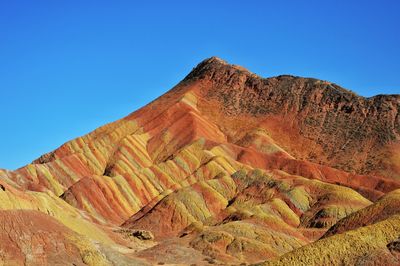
<box><xmin>1</xmin><ymin>57</ymin><xmax>399</xmax><ymax>265</ymax></box>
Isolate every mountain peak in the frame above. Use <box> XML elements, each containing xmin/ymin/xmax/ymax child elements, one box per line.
<box><xmin>201</xmin><ymin>56</ymin><xmax>228</xmax><ymax>65</ymax></box>
<box><xmin>183</xmin><ymin>56</ymin><xmax>254</xmax><ymax>82</ymax></box>
<box><xmin>178</xmin><ymin>58</ymin><xmax>400</xmax><ymax>176</ymax></box>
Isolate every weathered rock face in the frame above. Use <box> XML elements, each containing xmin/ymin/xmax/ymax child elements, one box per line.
<box><xmin>0</xmin><ymin>210</ymin><xmax>85</xmax><ymax>266</ymax></box>
<box><xmin>186</xmin><ymin>57</ymin><xmax>400</xmax><ymax>177</ymax></box>
<box><xmin>0</xmin><ymin>57</ymin><xmax>400</xmax><ymax>265</ymax></box>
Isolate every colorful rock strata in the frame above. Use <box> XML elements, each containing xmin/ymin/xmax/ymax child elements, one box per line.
<box><xmin>1</xmin><ymin>57</ymin><xmax>399</xmax><ymax>265</ymax></box>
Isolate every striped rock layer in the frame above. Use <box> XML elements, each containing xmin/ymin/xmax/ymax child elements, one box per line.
<box><xmin>1</xmin><ymin>57</ymin><xmax>400</xmax><ymax>265</ymax></box>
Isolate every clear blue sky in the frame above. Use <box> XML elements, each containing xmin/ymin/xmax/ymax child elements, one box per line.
<box><xmin>1</xmin><ymin>0</ymin><xmax>399</xmax><ymax>170</ymax></box>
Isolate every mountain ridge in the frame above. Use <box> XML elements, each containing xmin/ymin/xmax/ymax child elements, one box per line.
<box><xmin>184</xmin><ymin>56</ymin><xmax>400</xmax><ymax>99</ymax></box>
<box><xmin>180</xmin><ymin>57</ymin><xmax>400</xmax><ymax>177</ymax></box>
<box><xmin>32</xmin><ymin>56</ymin><xmax>400</xmax><ymax>178</ymax></box>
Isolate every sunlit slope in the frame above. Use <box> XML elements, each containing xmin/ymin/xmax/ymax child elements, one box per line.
<box><xmin>257</xmin><ymin>215</ymin><xmax>400</xmax><ymax>266</ymax></box>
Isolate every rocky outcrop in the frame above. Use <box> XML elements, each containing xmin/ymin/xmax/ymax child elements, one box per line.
<box><xmin>185</xmin><ymin>57</ymin><xmax>400</xmax><ymax>177</ymax></box>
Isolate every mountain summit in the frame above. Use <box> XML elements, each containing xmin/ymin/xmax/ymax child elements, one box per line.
<box><xmin>1</xmin><ymin>58</ymin><xmax>400</xmax><ymax>265</ymax></box>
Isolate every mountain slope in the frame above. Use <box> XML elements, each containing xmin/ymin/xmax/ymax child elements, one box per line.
<box><xmin>0</xmin><ymin>57</ymin><xmax>399</xmax><ymax>265</ymax></box>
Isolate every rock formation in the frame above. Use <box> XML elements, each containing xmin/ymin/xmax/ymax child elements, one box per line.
<box><xmin>0</xmin><ymin>57</ymin><xmax>399</xmax><ymax>265</ymax></box>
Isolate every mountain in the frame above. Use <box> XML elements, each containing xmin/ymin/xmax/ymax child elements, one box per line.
<box><xmin>0</xmin><ymin>57</ymin><xmax>399</xmax><ymax>265</ymax></box>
